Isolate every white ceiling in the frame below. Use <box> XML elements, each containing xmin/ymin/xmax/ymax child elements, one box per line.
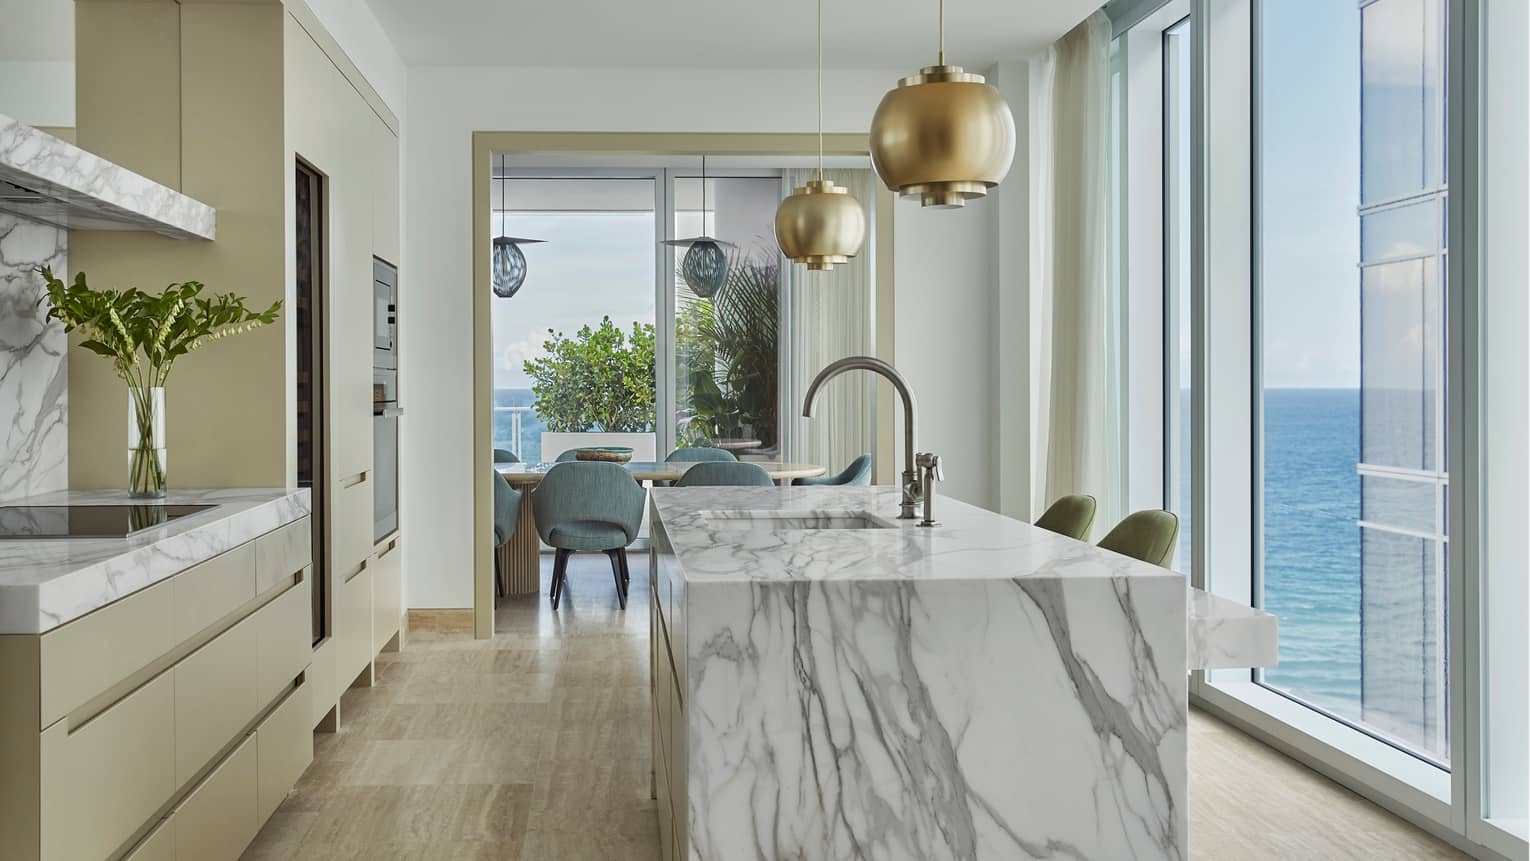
<box><xmin>364</xmin><ymin>0</ymin><xmax>1100</xmax><ymax>69</ymax></box>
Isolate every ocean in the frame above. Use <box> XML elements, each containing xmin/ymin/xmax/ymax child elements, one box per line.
<box><xmin>1260</xmin><ymin>388</ymin><xmax>1363</xmax><ymax>719</ymax></box>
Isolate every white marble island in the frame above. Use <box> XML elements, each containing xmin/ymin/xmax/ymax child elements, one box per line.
<box><xmin>648</xmin><ymin>485</ymin><xmax>1274</xmax><ymax>861</ymax></box>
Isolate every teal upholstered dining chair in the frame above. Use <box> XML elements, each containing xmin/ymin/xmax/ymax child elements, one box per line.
<box><xmin>491</xmin><ymin>470</ymin><xmax>523</xmax><ymax>597</ymax></box>
<box><xmin>1097</xmin><ymin>509</ymin><xmax>1180</xmax><ymax>568</ymax></box>
<box><xmin>793</xmin><ymin>453</ymin><xmax>872</xmax><ymax>487</ymax></box>
<box><xmin>494</xmin><ymin>448</ymin><xmax>519</xmax><ymax>464</ymax></box>
<box><xmin>531</xmin><ymin>462</ymin><xmax>646</xmax><ymax>609</ymax></box>
<box><xmin>673</xmin><ymin>461</ymin><xmax>774</xmax><ymax>488</ymax></box>
<box><xmin>1033</xmin><ymin>494</ymin><xmax>1098</xmax><ymax>541</ymax></box>
<box><xmin>554</xmin><ymin>449</ymin><xmax>581</xmax><ymax>463</ymax></box>
<box><xmin>658</xmin><ymin>446</ymin><xmax>737</xmax><ymax>487</ymax></box>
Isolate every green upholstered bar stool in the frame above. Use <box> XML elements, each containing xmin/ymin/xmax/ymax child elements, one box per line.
<box><xmin>492</xmin><ymin>470</ymin><xmax>524</xmax><ymax>598</ymax></box>
<box><xmin>673</xmin><ymin>461</ymin><xmax>774</xmax><ymax>487</ymax></box>
<box><xmin>659</xmin><ymin>446</ymin><xmax>737</xmax><ymax>487</ymax></box>
<box><xmin>1097</xmin><ymin>510</ymin><xmax>1180</xmax><ymax>568</ymax></box>
<box><xmin>531</xmin><ymin>462</ymin><xmax>646</xmax><ymax>609</ymax></box>
<box><xmin>792</xmin><ymin>453</ymin><xmax>873</xmax><ymax>487</ymax></box>
<box><xmin>1033</xmin><ymin>494</ymin><xmax>1098</xmax><ymax>541</ymax></box>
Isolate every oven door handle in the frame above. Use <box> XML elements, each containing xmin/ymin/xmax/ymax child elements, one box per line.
<box><xmin>374</xmin><ymin>406</ymin><xmax>404</xmax><ymax>418</ymax></box>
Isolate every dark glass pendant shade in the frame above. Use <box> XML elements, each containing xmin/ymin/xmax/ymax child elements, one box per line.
<box><xmin>491</xmin><ymin>236</ymin><xmax>544</xmax><ymax>299</ymax></box>
<box><xmin>681</xmin><ymin>240</ymin><xmax>729</xmax><ymax>298</ymax></box>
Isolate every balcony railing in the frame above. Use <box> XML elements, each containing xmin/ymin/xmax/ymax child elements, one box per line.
<box><xmin>493</xmin><ymin>405</ymin><xmax>535</xmax><ymax>461</ymax></box>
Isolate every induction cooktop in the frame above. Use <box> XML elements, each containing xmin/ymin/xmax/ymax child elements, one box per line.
<box><xmin>0</xmin><ymin>504</ymin><xmax>216</xmax><ymax>539</ymax></box>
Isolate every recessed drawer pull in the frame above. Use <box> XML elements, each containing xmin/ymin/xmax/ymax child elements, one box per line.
<box><xmin>342</xmin><ymin>470</ymin><xmax>369</xmax><ymax>489</ymax></box>
<box><xmin>343</xmin><ymin>559</ymin><xmax>368</xmax><ymax>583</ymax></box>
<box><xmin>376</xmin><ymin>537</ymin><xmax>400</xmax><ymax>559</ymax></box>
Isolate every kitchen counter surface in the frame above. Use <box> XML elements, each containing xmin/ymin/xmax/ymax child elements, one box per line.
<box><xmin>0</xmin><ymin>488</ymin><xmax>310</xmax><ymax>634</ymax></box>
<box><xmin>650</xmin><ymin>484</ymin><xmax>1275</xmax><ymax>860</ymax></box>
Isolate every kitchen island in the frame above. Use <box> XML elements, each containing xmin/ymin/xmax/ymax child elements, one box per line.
<box><xmin>648</xmin><ymin>485</ymin><xmax>1274</xmax><ymax>861</ymax></box>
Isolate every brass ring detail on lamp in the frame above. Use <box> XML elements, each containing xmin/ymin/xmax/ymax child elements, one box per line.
<box><xmin>774</xmin><ymin>0</ymin><xmax>867</xmax><ymax>271</ymax></box>
<box><xmin>869</xmin><ymin>0</ymin><xmax>1016</xmax><ymax>208</ymax></box>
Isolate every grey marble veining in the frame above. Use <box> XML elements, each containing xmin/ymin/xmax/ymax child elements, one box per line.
<box><xmin>0</xmin><ymin>213</ymin><xmax>67</xmax><ymax>504</ymax></box>
<box><xmin>652</xmin><ymin>485</ymin><xmax>1196</xmax><ymax>860</ymax></box>
<box><xmin>0</xmin><ymin>113</ymin><xmax>215</xmax><ymax>240</ymax></box>
<box><xmin>0</xmin><ymin>487</ymin><xmax>310</xmax><ymax>634</ymax></box>
<box><xmin>1188</xmin><ymin>587</ymin><xmax>1279</xmax><ymax>670</ymax></box>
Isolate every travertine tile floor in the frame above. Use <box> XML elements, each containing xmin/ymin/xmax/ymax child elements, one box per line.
<box><xmin>243</xmin><ymin>553</ymin><xmax>1466</xmax><ymax>860</ymax></box>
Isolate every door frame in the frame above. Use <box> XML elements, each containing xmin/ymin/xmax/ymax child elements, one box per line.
<box><xmin>470</xmin><ymin>132</ymin><xmax>890</xmax><ymax>638</ymax></box>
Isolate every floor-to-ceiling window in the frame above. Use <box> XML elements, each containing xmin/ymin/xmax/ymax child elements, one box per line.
<box><xmin>1112</xmin><ymin>0</ymin><xmax>1525</xmax><ymax>854</ymax></box>
<box><xmin>1256</xmin><ymin>0</ymin><xmax>1448</xmax><ymax>766</ymax></box>
<box><xmin>670</xmin><ymin>173</ymin><xmax>782</xmax><ymax>456</ymax></box>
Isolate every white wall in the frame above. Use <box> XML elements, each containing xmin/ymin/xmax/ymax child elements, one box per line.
<box><xmin>891</xmin><ymin>198</ymin><xmax>1000</xmax><ymax>511</ymax></box>
<box><xmin>0</xmin><ymin>61</ymin><xmax>74</xmax><ymax>127</ymax></box>
<box><xmin>400</xmin><ymin>63</ymin><xmax>982</xmax><ymax>609</ymax></box>
<box><xmin>300</xmin><ymin>0</ymin><xmax>406</xmax><ymax>119</ymax></box>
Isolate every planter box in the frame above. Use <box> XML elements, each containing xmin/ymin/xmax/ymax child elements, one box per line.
<box><xmin>541</xmin><ymin>432</ymin><xmax>658</xmax><ymax>464</ymax></box>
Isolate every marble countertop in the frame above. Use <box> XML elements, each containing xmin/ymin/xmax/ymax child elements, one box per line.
<box><xmin>652</xmin><ymin>484</ymin><xmax>1276</xmax><ymax>671</ymax></box>
<box><xmin>0</xmin><ymin>488</ymin><xmax>310</xmax><ymax>634</ymax></box>
<box><xmin>651</xmin><ymin>484</ymin><xmax>1185</xmax><ymax>585</ymax></box>
<box><xmin>0</xmin><ymin>113</ymin><xmax>216</xmax><ymax>240</ymax></box>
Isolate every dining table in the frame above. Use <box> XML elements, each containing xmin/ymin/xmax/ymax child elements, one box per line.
<box><xmin>493</xmin><ymin>460</ymin><xmax>828</xmax><ymax>596</ymax></box>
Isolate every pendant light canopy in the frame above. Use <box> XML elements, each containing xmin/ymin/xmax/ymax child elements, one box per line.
<box><xmin>664</xmin><ymin>155</ymin><xmax>735</xmax><ymax>298</ymax></box>
<box><xmin>774</xmin><ymin>0</ymin><xmax>866</xmax><ymax>271</ymax></box>
<box><xmin>491</xmin><ymin>168</ymin><xmax>545</xmax><ymax>298</ymax></box>
<box><xmin>869</xmin><ymin>0</ymin><xmax>1016</xmax><ymax>208</ymax></box>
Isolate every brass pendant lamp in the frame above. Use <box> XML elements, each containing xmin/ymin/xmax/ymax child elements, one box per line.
<box><xmin>870</xmin><ymin>0</ymin><xmax>1016</xmax><ymax>207</ymax></box>
<box><xmin>774</xmin><ymin>0</ymin><xmax>866</xmax><ymax>271</ymax></box>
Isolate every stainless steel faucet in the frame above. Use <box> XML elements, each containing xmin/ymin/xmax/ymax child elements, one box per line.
<box><xmin>802</xmin><ymin>356</ymin><xmax>934</xmax><ymax>521</ymax></box>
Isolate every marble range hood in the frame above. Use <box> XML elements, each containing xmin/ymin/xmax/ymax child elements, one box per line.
<box><xmin>0</xmin><ymin>112</ymin><xmax>215</xmax><ymax>241</ymax></box>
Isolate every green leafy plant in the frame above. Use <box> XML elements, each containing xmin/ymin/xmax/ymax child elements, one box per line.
<box><xmin>676</xmin><ymin>254</ymin><xmax>779</xmax><ymax>448</ymax></box>
<box><xmin>39</xmin><ymin>266</ymin><xmax>281</xmax><ymax>494</ymax></box>
<box><xmin>523</xmin><ymin>316</ymin><xmax>656</xmax><ymax>432</ymax></box>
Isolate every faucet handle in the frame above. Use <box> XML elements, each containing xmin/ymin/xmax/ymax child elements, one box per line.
<box><xmin>916</xmin><ymin>451</ymin><xmax>943</xmax><ymax>481</ymax></box>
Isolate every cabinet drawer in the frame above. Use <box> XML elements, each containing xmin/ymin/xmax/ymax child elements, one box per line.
<box><xmin>173</xmin><ymin>612</ymin><xmax>258</xmax><ymax>785</ymax></box>
<box><xmin>40</xmin><ymin>672</ymin><xmax>175</xmax><ymax>861</ymax></box>
<box><xmin>255</xmin><ymin>516</ymin><xmax>312</xmax><ymax>594</ymax></box>
<box><xmin>173</xmin><ymin>543</ymin><xmax>256</xmax><ymax>642</ymax></box>
<box><xmin>39</xmin><ymin>575</ymin><xmax>177</xmax><ymax>728</ymax></box>
<box><xmin>371</xmin><ymin>536</ymin><xmax>401</xmax><ymax>653</ymax></box>
<box><xmin>174</xmin><ymin>733</ymin><xmax>258</xmax><ymax>861</ymax></box>
<box><xmin>123</xmin><ymin>814</ymin><xmax>174</xmax><ymax>861</ymax></box>
<box><xmin>330</xmin><ymin>476</ymin><xmax>373</xmax><ymax>587</ymax></box>
<box><xmin>256</xmin><ymin>677</ymin><xmax>312</xmax><ymax>824</ymax></box>
<box><xmin>256</xmin><ymin>573</ymin><xmax>312</xmax><ymax>707</ymax></box>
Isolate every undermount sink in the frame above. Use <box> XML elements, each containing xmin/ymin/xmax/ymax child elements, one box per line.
<box><xmin>702</xmin><ymin>510</ymin><xmax>895</xmax><ymax>531</ymax></box>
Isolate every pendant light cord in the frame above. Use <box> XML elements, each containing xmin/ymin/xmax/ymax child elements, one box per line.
<box><xmin>938</xmin><ymin>0</ymin><xmax>945</xmax><ymax>66</ymax></box>
<box><xmin>817</xmin><ymin>0</ymin><xmax>824</xmax><ymax>181</ymax></box>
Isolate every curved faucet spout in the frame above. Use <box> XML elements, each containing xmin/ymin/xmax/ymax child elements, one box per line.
<box><xmin>801</xmin><ymin>356</ymin><xmax>921</xmax><ymax>519</ymax></box>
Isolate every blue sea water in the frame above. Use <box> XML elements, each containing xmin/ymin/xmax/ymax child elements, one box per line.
<box><xmin>1259</xmin><ymin>388</ymin><xmax>1363</xmax><ymax>719</ymax></box>
<box><xmin>493</xmin><ymin>388</ymin><xmax>545</xmax><ymax>463</ymax></box>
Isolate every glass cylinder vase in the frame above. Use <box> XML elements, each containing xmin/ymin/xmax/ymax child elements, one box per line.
<box><xmin>127</xmin><ymin>385</ymin><xmax>167</xmax><ymax>499</ymax></box>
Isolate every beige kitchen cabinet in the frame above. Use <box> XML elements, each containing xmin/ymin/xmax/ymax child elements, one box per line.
<box><xmin>0</xmin><ymin>515</ymin><xmax>313</xmax><ymax>861</ymax></box>
<box><xmin>372</xmin><ymin>535</ymin><xmax>402</xmax><ymax>653</ymax></box>
<box><xmin>650</xmin><ymin>541</ymin><xmax>689</xmax><ymax>861</ymax></box>
<box><xmin>372</xmin><ymin>113</ymin><xmax>400</xmax><ymax>266</ymax></box>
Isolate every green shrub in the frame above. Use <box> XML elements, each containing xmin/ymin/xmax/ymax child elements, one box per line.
<box><xmin>523</xmin><ymin>316</ymin><xmax>655</xmax><ymax>432</ymax></box>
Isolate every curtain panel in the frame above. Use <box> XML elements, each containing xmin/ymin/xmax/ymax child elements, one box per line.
<box><xmin>781</xmin><ymin>168</ymin><xmax>876</xmax><ymax>477</ymax></box>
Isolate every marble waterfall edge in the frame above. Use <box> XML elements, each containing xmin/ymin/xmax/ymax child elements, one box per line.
<box><xmin>652</xmin><ymin>485</ymin><xmax>1194</xmax><ymax>861</ymax></box>
<box><xmin>0</xmin><ymin>214</ymin><xmax>66</xmax><ymax>503</ymax></box>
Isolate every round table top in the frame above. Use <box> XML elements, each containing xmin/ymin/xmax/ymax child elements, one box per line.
<box><xmin>495</xmin><ymin>460</ymin><xmax>827</xmax><ymax>485</ymax></box>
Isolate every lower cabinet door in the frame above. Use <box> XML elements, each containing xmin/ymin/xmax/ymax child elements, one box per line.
<box><xmin>371</xmin><ymin>536</ymin><xmax>402</xmax><ymax>653</ymax></box>
<box><xmin>40</xmin><ymin>673</ymin><xmax>176</xmax><ymax>861</ymax></box>
<box><xmin>256</xmin><ymin>678</ymin><xmax>313</xmax><ymax>823</ymax></box>
<box><xmin>174</xmin><ymin>733</ymin><xmax>258</xmax><ymax>861</ymax></box>
<box><xmin>256</xmin><ymin>574</ymin><xmax>312</xmax><ymax>707</ymax></box>
<box><xmin>338</xmin><ymin>558</ymin><xmax>374</xmax><ymax>695</ymax></box>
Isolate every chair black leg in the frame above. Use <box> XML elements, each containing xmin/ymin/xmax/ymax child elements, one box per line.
<box><xmin>550</xmin><ymin>548</ymin><xmax>571</xmax><ymax>609</ymax></box>
<box><xmin>617</xmin><ymin>547</ymin><xmax>631</xmax><ymax>589</ymax></box>
<box><xmin>606</xmin><ymin>549</ymin><xmax>628</xmax><ymax>610</ymax></box>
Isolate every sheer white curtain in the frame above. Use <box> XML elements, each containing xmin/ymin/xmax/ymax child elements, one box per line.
<box><xmin>780</xmin><ymin>168</ymin><xmax>876</xmax><ymax>475</ymax></box>
<box><xmin>1030</xmin><ymin>12</ymin><xmax>1122</xmax><ymax>527</ymax></box>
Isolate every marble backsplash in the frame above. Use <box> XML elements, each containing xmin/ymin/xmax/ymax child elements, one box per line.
<box><xmin>0</xmin><ymin>213</ymin><xmax>67</xmax><ymax>502</ymax></box>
